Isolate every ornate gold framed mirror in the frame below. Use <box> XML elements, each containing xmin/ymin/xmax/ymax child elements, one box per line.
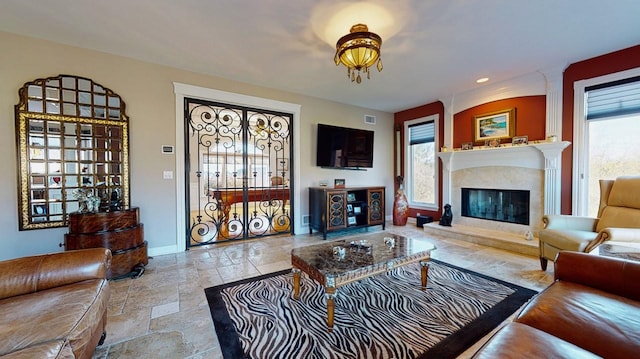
<box><xmin>15</xmin><ymin>74</ymin><xmax>130</xmax><ymax>230</ymax></box>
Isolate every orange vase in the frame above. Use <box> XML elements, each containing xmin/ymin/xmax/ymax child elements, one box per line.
<box><xmin>393</xmin><ymin>183</ymin><xmax>409</xmax><ymax>226</ymax></box>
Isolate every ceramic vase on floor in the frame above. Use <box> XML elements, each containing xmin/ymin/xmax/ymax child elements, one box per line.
<box><xmin>393</xmin><ymin>176</ymin><xmax>409</xmax><ymax>226</ymax></box>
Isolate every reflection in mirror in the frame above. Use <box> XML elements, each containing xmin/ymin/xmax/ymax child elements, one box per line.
<box><xmin>47</xmin><ymin>136</ymin><xmax>61</xmax><ymax>147</ymax></box>
<box><xmin>63</xmin><ymin>89</ymin><xmax>75</xmax><ymax>102</ymax></box>
<box><xmin>46</xmin><ymin>102</ymin><xmax>60</xmax><ymax>114</ymax></box>
<box><xmin>78</xmin><ymin>78</ymin><xmax>91</xmax><ymax>91</ymax></box>
<box><xmin>30</xmin><ymin>162</ymin><xmax>45</xmax><ymax>174</ymax></box>
<box><xmin>95</xmin><ymin>108</ymin><xmax>106</xmax><ymax>118</ymax></box>
<box><xmin>108</xmin><ymin>96</ymin><xmax>120</xmax><ymax>107</ymax></box>
<box><xmin>15</xmin><ymin>74</ymin><xmax>130</xmax><ymax>230</ymax></box>
<box><xmin>79</xmin><ymin>105</ymin><xmax>91</xmax><ymax>117</ymax></box>
<box><xmin>62</xmin><ymin>77</ymin><xmax>75</xmax><ymax>89</ymax></box>
<box><xmin>63</xmin><ymin>103</ymin><xmax>76</xmax><ymax>115</ymax></box>
<box><xmin>45</xmin><ymin>87</ymin><xmax>59</xmax><ymax>100</ymax></box>
<box><xmin>95</xmin><ymin>94</ymin><xmax>106</xmax><ymax>106</ymax></box>
<box><xmin>78</xmin><ymin>92</ymin><xmax>91</xmax><ymax>104</ymax></box>
<box><xmin>28</xmin><ymin>85</ymin><xmax>42</xmax><ymax>98</ymax></box>
<box><xmin>64</xmin><ymin>123</ymin><xmax>76</xmax><ymax>134</ymax></box>
<box><xmin>28</xmin><ymin>100</ymin><xmax>43</xmax><ymax>112</ymax></box>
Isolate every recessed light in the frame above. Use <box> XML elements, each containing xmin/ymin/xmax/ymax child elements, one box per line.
<box><xmin>476</xmin><ymin>77</ymin><xmax>489</xmax><ymax>84</ymax></box>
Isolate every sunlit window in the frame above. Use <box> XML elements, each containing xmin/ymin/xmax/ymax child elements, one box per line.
<box><xmin>587</xmin><ymin>114</ymin><xmax>640</xmax><ymax>216</ymax></box>
<box><xmin>405</xmin><ymin>116</ymin><xmax>438</xmax><ymax>209</ymax></box>
<box><xmin>584</xmin><ymin>76</ymin><xmax>640</xmax><ymax>216</ymax></box>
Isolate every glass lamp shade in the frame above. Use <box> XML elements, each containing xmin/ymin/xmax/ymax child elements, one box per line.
<box><xmin>337</xmin><ymin>43</ymin><xmax>380</xmax><ymax>70</ymax></box>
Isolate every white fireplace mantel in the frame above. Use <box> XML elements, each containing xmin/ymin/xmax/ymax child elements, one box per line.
<box><xmin>438</xmin><ymin>141</ymin><xmax>570</xmax><ymax>171</ymax></box>
<box><xmin>438</xmin><ymin>141</ymin><xmax>570</xmax><ymax>215</ymax></box>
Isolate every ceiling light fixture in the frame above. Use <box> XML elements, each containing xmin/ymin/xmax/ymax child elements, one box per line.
<box><xmin>334</xmin><ymin>24</ymin><xmax>383</xmax><ymax>84</ymax></box>
<box><xmin>476</xmin><ymin>77</ymin><xmax>489</xmax><ymax>84</ymax></box>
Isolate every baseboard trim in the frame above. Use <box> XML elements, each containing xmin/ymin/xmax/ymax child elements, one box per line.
<box><xmin>148</xmin><ymin>245</ymin><xmax>179</xmax><ymax>257</ymax></box>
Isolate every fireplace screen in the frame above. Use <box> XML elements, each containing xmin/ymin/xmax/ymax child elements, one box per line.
<box><xmin>461</xmin><ymin>188</ymin><xmax>530</xmax><ymax>225</ymax></box>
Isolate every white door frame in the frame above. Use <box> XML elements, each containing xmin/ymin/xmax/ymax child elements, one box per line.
<box><xmin>174</xmin><ymin>83</ymin><xmax>301</xmax><ymax>252</ymax></box>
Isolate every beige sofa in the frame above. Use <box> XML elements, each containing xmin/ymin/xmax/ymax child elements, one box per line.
<box><xmin>473</xmin><ymin>251</ymin><xmax>640</xmax><ymax>358</ymax></box>
<box><xmin>539</xmin><ymin>175</ymin><xmax>640</xmax><ymax>270</ymax></box>
<box><xmin>0</xmin><ymin>248</ymin><xmax>111</xmax><ymax>359</ymax></box>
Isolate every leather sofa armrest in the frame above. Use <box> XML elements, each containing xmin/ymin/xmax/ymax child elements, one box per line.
<box><xmin>543</xmin><ymin>215</ymin><xmax>598</xmax><ymax>231</ymax></box>
<box><xmin>0</xmin><ymin>248</ymin><xmax>111</xmax><ymax>300</ymax></box>
<box><xmin>554</xmin><ymin>251</ymin><xmax>640</xmax><ymax>301</ymax></box>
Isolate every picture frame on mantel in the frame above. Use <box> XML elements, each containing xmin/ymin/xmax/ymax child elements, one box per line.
<box><xmin>512</xmin><ymin>135</ymin><xmax>529</xmax><ymax>145</ymax></box>
<box><xmin>473</xmin><ymin>108</ymin><xmax>516</xmax><ymax>144</ymax></box>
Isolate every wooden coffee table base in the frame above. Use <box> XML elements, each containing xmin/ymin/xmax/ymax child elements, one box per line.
<box><xmin>292</xmin><ymin>259</ymin><xmax>431</xmax><ymax>332</ymax></box>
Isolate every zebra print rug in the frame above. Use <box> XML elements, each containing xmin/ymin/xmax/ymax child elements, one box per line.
<box><xmin>205</xmin><ymin>260</ymin><xmax>537</xmax><ymax>359</ymax></box>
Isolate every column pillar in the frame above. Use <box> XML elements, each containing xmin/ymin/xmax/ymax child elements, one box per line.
<box><xmin>533</xmin><ymin>141</ymin><xmax>571</xmax><ymax>215</ymax></box>
<box><xmin>539</xmin><ymin>66</ymin><xmax>566</xmax><ymax>215</ymax></box>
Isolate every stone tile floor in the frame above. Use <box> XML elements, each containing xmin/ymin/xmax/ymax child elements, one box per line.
<box><xmin>93</xmin><ymin>223</ymin><xmax>554</xmax><ymax>358</ymax></box>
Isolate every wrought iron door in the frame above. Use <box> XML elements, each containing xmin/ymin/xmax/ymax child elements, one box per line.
<box><xmin>185</xmin><ymin>98</ymin><xmax>292</xmax><ymax>246</ymax></box>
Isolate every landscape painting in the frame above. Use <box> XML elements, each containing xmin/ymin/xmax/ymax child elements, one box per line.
<box><xmin>473</xmin><ymin>108</ymin><xmax>516</xmax><ymax>143</ymax></box>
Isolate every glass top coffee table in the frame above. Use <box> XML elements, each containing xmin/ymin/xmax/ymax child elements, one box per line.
<box><xmin>593</xmin><ymin>242</ymin><xmax>640</xmax><ymax>262</ymax></box>
<box><xmin>291</xmin><ymin>232</ymin><xmax>436</xmax><ymax>332</ymax></box>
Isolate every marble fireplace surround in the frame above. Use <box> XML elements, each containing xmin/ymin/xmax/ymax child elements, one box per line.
<box><xmin>438</xmin><ymin>141</ymin><xmax>571</xmax><ymax>236</ymax></box>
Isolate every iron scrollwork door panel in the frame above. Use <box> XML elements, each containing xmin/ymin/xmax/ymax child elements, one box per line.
<box><xmin>244</xmin><ymin>111</ymin><xmax>291</xmax><ymax>236</ymax></box>
<box><xmin>185</xmin><ymin>99</ymin><xmax>292</xmax><ymax>246</ymax></box>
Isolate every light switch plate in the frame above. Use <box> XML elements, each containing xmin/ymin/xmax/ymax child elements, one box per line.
<box><xmin>163</xmin><ymin>170</ymin><xmax>173</xmax><ymax>179</ymax></box>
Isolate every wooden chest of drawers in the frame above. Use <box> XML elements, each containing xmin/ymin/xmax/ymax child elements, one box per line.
<box><xmin>65</xmin><ymin>207</ymin><xmax>148</xmax><ymax>279</ymax></box>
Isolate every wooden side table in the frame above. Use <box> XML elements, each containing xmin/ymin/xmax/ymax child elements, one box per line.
<box><xmin>65</xmin><ymin>207</ymin><xmax>148</xmax><ymax>279</ymax></box>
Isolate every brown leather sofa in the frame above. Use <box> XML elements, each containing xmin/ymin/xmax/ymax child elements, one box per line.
<box><xmin>472</xmin><ymin>251</ymin><xmax>640</xmax><ymax>358</ymax></box>
<box><xmin>0</xmin><ymin>248</ymin><xmax>111</xmax><ymax>359</ymax></box>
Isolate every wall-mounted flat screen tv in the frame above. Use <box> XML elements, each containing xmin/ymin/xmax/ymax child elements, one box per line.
<box><xmin>316</xmin><ymin>124</ymin><xmax>374</xmax><ymax>169</ymax></box>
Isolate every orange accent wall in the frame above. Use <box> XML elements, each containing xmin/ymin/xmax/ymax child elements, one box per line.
<box><xmin>453</xmin><ymin>96</ymin><xmax>546</xmax><ymax>147</ymax></box>
<box><xmin>394</xmin><ymin>101</ymin><xmax>445</xmax><ymax>220</ymax></box>
<box><xmin>561</xmin><ymin>44</ymin><xmax>640</xmax><ymax>214</ymax></box>
<box><xmin>393</xmin><ymin>44</ymin><xmax>640</xmax><ymax>218</ymax></box>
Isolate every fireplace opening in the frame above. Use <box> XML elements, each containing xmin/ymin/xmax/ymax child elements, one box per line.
<box><xmin>461</xmin><ymin>188</ymin><xmax>530</xmax><ymax>225</ymax></box>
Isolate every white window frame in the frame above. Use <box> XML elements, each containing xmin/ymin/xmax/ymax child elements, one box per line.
<box><xmin>572</xmin><ymin>67</ymin><xmax>640</xmax><ymax>215</ymax></box>
<box><xmin>404</xmin><ymin>114</ymin><xmax>439</xmax><ymax>211</ymax></box>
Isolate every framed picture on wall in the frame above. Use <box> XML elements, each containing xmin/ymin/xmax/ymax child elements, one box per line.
<box><xmin>334</xmin><ymin>178</ymin><xmax>345</xmax><ymax>188</ymax></box>
<box><xmin>473</xmin><ymin>108</ymin><xmax>516</xmax><ymax>143</ymax></box>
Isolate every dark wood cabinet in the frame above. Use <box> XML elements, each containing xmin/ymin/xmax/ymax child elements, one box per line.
<box><xmin>65</xmin><ymin>207</ymin><xmax>148</xmax><ymax>279</ymax></box>
<box><xmin>309</xmin><ymin>186</ymin><xmax>385</xmax><ymax>239</ymax></box>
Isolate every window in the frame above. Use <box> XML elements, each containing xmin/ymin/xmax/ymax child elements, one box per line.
<box><xmin>574</xmin><ymin>69</ymin><xmax>640</xmax><ymax>216</ymax></box>
<box><xmin>585</xmin><ymin>77</ymin><xmax>640</xmax><ymax>216</ymax></box>
<box><xmin>16</xmin><ymin>75</ymin><xmax>129</xmax><ymax>230</ymax></box>
<box><xmin>404</xmin><ymin>115</ymin><xmax>438</xmax><ymax>209</ymax></box>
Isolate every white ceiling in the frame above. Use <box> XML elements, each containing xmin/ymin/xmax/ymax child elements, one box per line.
<box><xmin>1</xmin><ymin>0</ymin><xmax>639</xmax><ymax>113</ymax></box>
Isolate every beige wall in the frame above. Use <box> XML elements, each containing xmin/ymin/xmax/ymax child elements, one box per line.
<box><xmin>0</xmin><ymin>31</ymin><xmax>394</xmax><ymax>260</ymax></box>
